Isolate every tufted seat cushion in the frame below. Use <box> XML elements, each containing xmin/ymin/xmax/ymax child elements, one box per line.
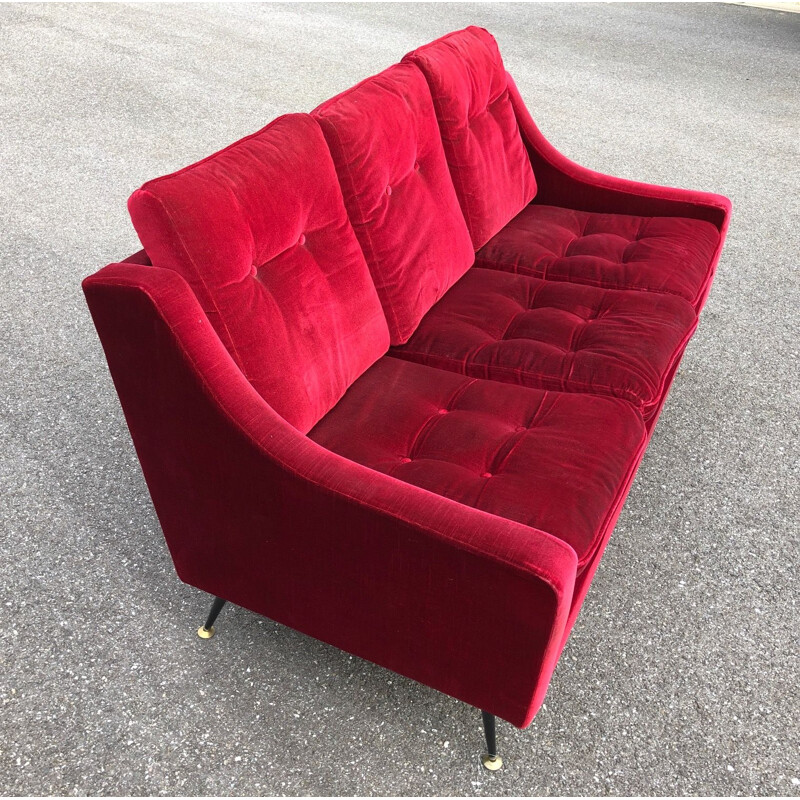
<box><xmin>475</xmin><ymin>204</ymin><xmax>721</xmax><ymax>309</ymax></box>
<box><xmin>309</xmin><ymin>356</ymin><xmax>647</xmax><ymax>571</ymax></box>
<box><xmin>403</xmin><ymin>26</ymin><xmax>537</xmax><ymax>249</ymax></box>
<box><xmin>390</xmin><ymin>268</ymin><xmax>698</xmax><ymax>421</ymax></box>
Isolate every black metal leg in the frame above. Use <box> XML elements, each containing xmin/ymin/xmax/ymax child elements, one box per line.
<box><xmin>197</xmin><ymin>596</ymin><xmax>227</xmax><ymax>639</ymax></box>
<box><xmin>481</xmin><ymin>710</ymin><xmax>503</xmax><ymax>771</ymax></box>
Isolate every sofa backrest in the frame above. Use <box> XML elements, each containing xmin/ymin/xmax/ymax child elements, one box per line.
<box><xmin>403</xmin><ymin>26</ymin><xmax>537</xmax><ymax>249</ymax></box>
<box><xmin>313</xmin><ymin>63</ymin><xmax>475</xmax><ymax>345</ymax></box>
<box><xmin>127</xmin><ymin>114</ymin><xmax>390</xmax><ymax>433</ymax></box>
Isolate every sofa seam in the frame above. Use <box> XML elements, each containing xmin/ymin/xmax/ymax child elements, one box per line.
<box><xmin>472</xmin><ymin>259</ymin><xmax>698</xmax><ymax>303</ymax></box>
<box><xmin>318</xmin><ymin>116</ymin><xmax>407</xmax><ymax>342</ymax></box>
<box><xmin>406</xmin><ymin>59</ymin><xmax>479</xmax><ymax>242</ymax></box>
<box><xmin>454</xmin><ymin>349</ymin><xmax>649</xmax><ymax>408</ymax></box>
<box><xmin>575</xmin><ymin>415</ymin><xmax>648</xmax><ymax>571</ymax></box>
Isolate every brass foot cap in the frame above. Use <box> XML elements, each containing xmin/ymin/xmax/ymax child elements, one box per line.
<box><xmin>197</xmin><ymin>625</ymin><xmax>215</xmax><ymax>639</ymax></box>
<box><xmin>481</xmin><ymin>754</ymin><xmax>503</xmax><ymax>771</ymax></box>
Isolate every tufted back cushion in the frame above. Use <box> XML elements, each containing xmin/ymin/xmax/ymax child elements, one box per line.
<box><xmin>128</xmin><ymin>114</ymin><xmax>390</xmax><ymax>433</ymax></box>
<box><xmin>403</xmin><ymin>27</ymin><xmax>537</xmax><ymax>249</ymax></box>
<box><xmin>313</xmin><ymin>64</ymin><xmax>475</xmax><ymax>345</ymax></box>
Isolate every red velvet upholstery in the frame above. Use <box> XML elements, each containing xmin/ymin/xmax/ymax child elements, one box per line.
<box><xmin>82</xmin><ymin>26</ymin><xmax>732</xmax><ymax>740</ymax></box>
<box><xmin>391</xmin><ymin>269</ymin><xmax>698</xmax><ymax>421</ymax></box>
<box><xmin>83</xmin><ymin>263</ymin><xmax>580</xmax><ymax>728</ymax></box>
<box><xmin>313</xmin><ymin>64</ymin><xmax>474</xmax><ymax>344</ymax></box>
<box><xmin>310</xmin><ymin>357</ymin><xmax>646</xmax><ymax>571</ymax></box>
<box><xmin>403</xmin><ymin>26</ymin><xmax>537</xmax><ymax>248</ymax></box>
<box><xmin>506</xmin><ymin>73</ymin><xmax>731</xmax><ymax>313</ymax></box>
<box><xmin>128</xmin><ymin>114</ymin><xmax>389</xmax><ymax>433</ymax></box>
<box><xmin>475</xmin><ymin>204</ymin><xmax>721</xmax><ymax>308</ymax></box>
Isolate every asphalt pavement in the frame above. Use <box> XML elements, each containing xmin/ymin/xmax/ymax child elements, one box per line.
<box><xmin>1</xmin><ymin>3</ymin><xmax>798</xmax><ymax>795</ymax></box>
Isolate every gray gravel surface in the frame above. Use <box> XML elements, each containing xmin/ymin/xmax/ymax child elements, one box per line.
<box><xmin>1</xmin><ymin>3</ymin><xmax>798</xmax><ymax>796</ymax></box>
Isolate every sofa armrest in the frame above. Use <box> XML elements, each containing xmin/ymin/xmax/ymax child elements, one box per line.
<box><xmin>83</xmin><ymin>262</ymin><xmax>578</xmax><ymax>727</ymax></box>
<box><xmin>507</xmin><ymin>73</ymin><xmax>732</xmax><ymax>234</ymax></box>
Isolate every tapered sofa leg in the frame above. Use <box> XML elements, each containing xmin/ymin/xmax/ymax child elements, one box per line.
<box><xmin>480</xmin><ymin>710</ymin><xmax>503</xmax><ymax>771</ymax></box>
<box><xmin>197</xmin><ymin>596</ymin><xmax>227</xmax><ymax>639</ymax></box>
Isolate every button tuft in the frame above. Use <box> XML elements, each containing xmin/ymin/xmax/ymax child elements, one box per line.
<box><xmin>386</xmin><ymin>186</ymin><xmax>392</xmax><ymax>196</ymax></box>
<box><xmin>481</xmin><ymin>472</ymin><xmax>492</xmax><ymax>478</ymax></box>
<box><xmin>298</xmin><ymin>234</ymin><xmax>306</xmax><ymax>246</ymax></box>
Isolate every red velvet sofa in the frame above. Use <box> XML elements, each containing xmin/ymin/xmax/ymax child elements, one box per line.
<box><xmin>83</xmin><ymin>27</ymin><xmax>730</xmax><ymax>770</ymax></box>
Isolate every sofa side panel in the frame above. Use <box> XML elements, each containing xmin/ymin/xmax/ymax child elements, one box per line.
<box><xmin>82</xmin><ymin>263</ymin><xmax>578</xmax><ymax>727</ymax></box>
